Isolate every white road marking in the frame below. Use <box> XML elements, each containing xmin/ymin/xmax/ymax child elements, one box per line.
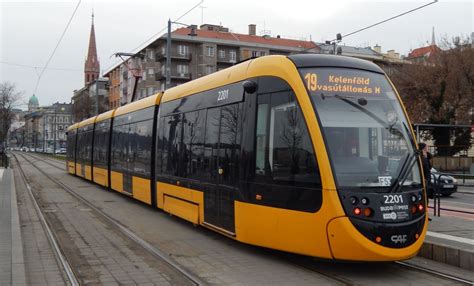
<box><xmin>427</xmin><ymin>231</ymin><xmax>474</xmax><ymax>245</ymax></box>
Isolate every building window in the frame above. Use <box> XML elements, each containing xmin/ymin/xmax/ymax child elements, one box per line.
<box><xmin>206</xmin><ymin>46</ymin><xmax>215</xmax><ymax>57</ymax></box>
<box><xmin>160</xmin><ymin>83</ymin><xmax>165</xmax><ymax>91</ymax></box>
<box><xmin>142</xmin><ymin>70</ymin><xmax>147</xmax><ymax>80</ymax></box>
<box><xmin>148</xmin><ymin>68</ymin><xmax>154</xmax><ymax>75</ymax></box>
<box><xmin>148</xmin><ymin>50</ymin><xmax>154</xmax><ymax>60</ymax></box>
<box><xmin>230</xmin><ymin>50</ymin><xmax>237</xmax><ymax>62</ymax></box>
<box><xmin>260</xmin><ymin>51</ymin><xmax>266</xmax><ymax>56</ymax></box>
<box><xmin>205</xmin><ymin>65</ymin><xmax>214</xmax><ymax>75</ymax></box>
<box><xmin>219</xmin><ymin>50</ymin><xmax>225</xmax><ymax>59</ymax></box>
<box><xmin>148</xmin><ymin>87</ymin><xmax>154</xmax><ymax>96</ymax></box>
<box><xmin>178</xmin><ymin>45</ymin><xmax>188</xmax><ymax>55</ymax></box>
<box><xmin>252</xmin><ymin>51</ymin><xmax>259</xmax><ymax>57</ymax></box>
<box><xmin>177</xmin><ymin>64</ymin><xmax>189</xmax><ymax>75</ymax></box>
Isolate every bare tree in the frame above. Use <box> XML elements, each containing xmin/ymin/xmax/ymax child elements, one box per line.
<box><xmin>391</xmin><ymin>36</ymin><xmax>474</xmax><ymax>155</ymax></box>
<box><xmin>0</xmin><ymin>81</ymin><xmax>23</xmax><ymax>146</ymax></box>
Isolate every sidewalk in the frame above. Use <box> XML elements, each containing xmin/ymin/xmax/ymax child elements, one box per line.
<box><xmin>0</xmin><ymin>167</ymin><xmax>26</xmax><ymax>285</ymax></box>
<box><xmin>419</xmin><ymin>210</ymin><xmax>474</xmax><ymax>271</ymax></box>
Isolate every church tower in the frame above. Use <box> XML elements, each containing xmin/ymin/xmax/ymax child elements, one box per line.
<box><xmin>84</xmin><ymin>11</ymin><xmax>100</xmax><ymax>85</ymax></box>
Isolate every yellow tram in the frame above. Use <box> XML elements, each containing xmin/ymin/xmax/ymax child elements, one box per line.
<box><xmin>67</xmin><ymin>54</ymin><xmax>428</xmax><ymax>261</ymax></box>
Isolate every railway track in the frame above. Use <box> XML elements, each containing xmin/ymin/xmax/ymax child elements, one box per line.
<box><xmin>13</xmin><ymin>152</ymin><xmax>204</xmax><ymax>285</ymax></box>
<box><xmin>20</xmin><ymin>152</ymin><xmax>474</xmax><ymax>285</ymax></box>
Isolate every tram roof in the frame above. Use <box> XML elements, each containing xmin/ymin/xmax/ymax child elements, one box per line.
<box><xmin>288</xmin><ymin>54</ymin><xmax>384</xmax><ymax>74</ymax></box>
<box><xmin>78</xmin><ymin>116</ymin><xmax>97</xmax><ymax>128</ymax></box>
<box><xmin>67</xmin><ymin>123</ymin><xmax>79</xmax><ymax>131</ymax></box>
<box><xmin>114</xmin><ymin>92</ymin><xmax>162</xmax><ymax>117</ymax></box>
<box><xmin>162</xmin><ymin>58</ymin><xmax>253</xmax><ymax>103</ymax></box>
<box><xmin>96</xmin><ymin>109</ymin><xmax>115</xmax><ymax>123</ymax></box>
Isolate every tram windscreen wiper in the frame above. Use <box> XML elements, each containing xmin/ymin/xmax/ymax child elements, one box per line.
<box><xmin>391</xmin><ymin>152</ymin><xmax>417</xmax><ymax>193</ymax></box>
<box><xmin>331</xmin><ymin>94</ymin><xmax>388</xmax><ymax>127</ymax></box>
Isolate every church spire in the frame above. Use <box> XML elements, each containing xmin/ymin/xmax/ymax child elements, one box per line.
<box><xmin>84</xmin><ymin>11</ymin><xmax>100</xmax><ymax>85</ymax></box>
<box><xmin>431</xmin><ymin>26</ymin><xmax>436</xmax><ymax>46</ymax></box>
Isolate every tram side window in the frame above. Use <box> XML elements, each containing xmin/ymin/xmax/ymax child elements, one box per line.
<box><xmin>111</xmin><ymin>124</ymin><xmax>125</xmax><ymax>172</ymax></box>
<box><xmin>162</xmin><ymin>114</ymin><xmax>183</xmax><ymax>177</ymax></box>
<box><xmin>255</xmin><ymin>90</ymin><xmax>321</xmax><ymax>186</ymax></box>
<box><xmin>93</xmin><ymin>121</ymin><xmax>110</xmax><ymax>168</ymax></box>
<box><xmin>67</xmin><ymin>131</ymin><xmax>76</xmax><ymax>160</ymax></box>
<box><xmin>182</xmin><ymin>110</ymin><xmax>205</xmax><ymax>180</ymax></box>
<box><xmin>134</xmin><ymin>119</ymin><xmax>153</xmax><ymax>177</ymax></box>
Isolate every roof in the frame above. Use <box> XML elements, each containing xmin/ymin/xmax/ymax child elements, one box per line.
<box><xmin>288</xmin><ymin>54</ymin><xmax>384</xmax><ymax>74</ymax></box>
<box><xmin>28</xmin><ymin>94</ymin><xmax>39</xmax><ymax>105</ymax></box>
<box><xmin>173</xmin><ymin>27</ymin><xmax>318</xmax><ymax>50</ymax></box>
<box><xmin>114</xmin><ymin>93</ymin><xmax>162</xmax><ymax>117</ymax></box>
<box><xmin>96</xmin><ymin>109</ymin><xmax>115</xmax><ymax>123</ymax></box>
<box><xmin>407</xmin><ymin>45</ymin><xmax>441</xmax><ymax>58</ymax></box>
<box><xmin>78</xmin><ymin>116</ymin><xmax>97</xmax><ymax>128</ymax></box>
<box><xmin>67</xmin><ymin>123</ymin><xmax>80</xmax><ymax>131</ymax></box>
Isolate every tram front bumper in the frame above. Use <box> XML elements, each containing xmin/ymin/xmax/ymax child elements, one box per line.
<box><xmin>326</xmin><ymin>216</ymin><xmax>427</xmax><ymax>261</ymax></box>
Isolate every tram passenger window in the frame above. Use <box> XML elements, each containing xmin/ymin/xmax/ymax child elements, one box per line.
<box><xmin>269</xmin><ymin>92</ymin><xmax>319</xmax><ymax>183</ymax></box>
<box><xmin>182</xmin><ymin>110</ymin><xmax>205</xmax><ymax>180</ymax></box>
<box><xmin>163</xmin><ymin>114</ymin><xmax>183</xmax><ymax>176</ymax></box>
<box><xmin>203</xmin><ymin>108</ymin><xmax>220</xmax><ymax>182</ymax></box>
<box><xmin>134</xmin><ymin>119</ymin><xmax>153</xmax><ymax>177</ymax></box>
<box><xmin>255</xmin><ymin>104</ymin><xmax>268</xmax><ymax>175</ymax></box>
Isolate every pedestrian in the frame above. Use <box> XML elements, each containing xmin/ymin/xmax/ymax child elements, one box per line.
<box><xmin>418</xmin><ymin>143</ymin><xmax>432</xmax><ymax>195</ymax></box>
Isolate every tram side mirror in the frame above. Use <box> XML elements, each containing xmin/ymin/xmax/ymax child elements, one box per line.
<box><xmin>243</xmin><ymin>80</ymin><xmax>258</xmax><ymax>94</ymax></box>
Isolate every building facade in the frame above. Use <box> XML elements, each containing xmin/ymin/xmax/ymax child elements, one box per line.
<box><xmin>104</xmin><ymin>23</ymin><xmax>319</xmax><ymax>105</ymax></box>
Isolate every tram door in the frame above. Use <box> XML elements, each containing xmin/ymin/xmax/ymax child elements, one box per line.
<box><xmin>204</xmin><ymin>104</ymin><xmax>242</xmax><ymax>233</ymax></box>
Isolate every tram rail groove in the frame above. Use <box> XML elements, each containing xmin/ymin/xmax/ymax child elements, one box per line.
<box><xmin>15</xmin><ymin>152</ymin><xmax>205</xmax><ymax>286</ymax></box>
<box><xmin>427</xmin><ymin>206</ymin><xmax>474</xmax><ymax>216</ymax></box>
<box><xmin>395</xmin><ymin>261</ymin><xmax>474</xmax><ymax>285</ymax></box>
<box><xmin>12</xmin><ymin>153</ymin><xmax>80</xmax><ymax>286</ymax></box>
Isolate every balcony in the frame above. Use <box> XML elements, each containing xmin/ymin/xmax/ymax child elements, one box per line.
<box><xmin>216</xmin><ymin>57</ymin><xmax>237</xmax><ymax>64</ymax></box>
<box><xmin>155</xmin><ymin>70</ymin><xmax>191</xmax><ymax>81</ymax></box>
<box><xmin>155</xmin><ymin>51</ymin><xmax>192</xmax><ymax>61</ymax></box>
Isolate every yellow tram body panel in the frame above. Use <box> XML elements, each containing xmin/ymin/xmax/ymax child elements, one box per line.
<box><xmin>111</xmin><ymin>171</ymin><xmax>123</xmax><ymax>193</ymax></box>
<box><xmin>156</xmin><ymin>182</ymin><xmax>203</xmax><ymax>225</ymax></box>
<box><xmin>67</xmin><ymin>161</ymin><xmax>75</xmax><ymax>174</ymax></box>
<box><xmin>132</xmin><ymin>176</ymin><xmax>151</xmax><ymax>205</ymax></box>
<box><xmin>75</xmin><ymin>163</ymin><xmax>83</xmax><ymax>177</ymax></box>
<box><xmin>93</xmin><ymin>166</ymin><xmax>108</xmax><ymax>187</ymax></box>
<box><xmin>84</xmin><ymin>165</ymin><xmax>92</xmax><ymax>181</ymax></box>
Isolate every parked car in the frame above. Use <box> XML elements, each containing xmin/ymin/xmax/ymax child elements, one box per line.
<box><xmin>57</xmin><ymin>148</ymin><xmax>67</xmax><ymax>154</ymax></box>
<box><xmin>428</xmin><ymin>168</ymin><xmax>458</xmax><ymax>197</ymax></box>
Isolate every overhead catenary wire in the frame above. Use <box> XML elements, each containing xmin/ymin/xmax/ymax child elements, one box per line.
<box><xmin>0</xmin><ymin>60</ymin><xmax>82</xmax><ymax>72</ymax></box>
<box><xmin>104</xmin><ymin>0</ymin><xmax>203</xmax><ymax>74</ymax></box>
<box><xmin>34</xmin><ymin>0</ymin><xmax>82</xmax><ymax>94</ymax></box>
<box><xmin>331</xmin><ymin>0</ymin><xmax>438</xmax><ymax>42</ymax></box>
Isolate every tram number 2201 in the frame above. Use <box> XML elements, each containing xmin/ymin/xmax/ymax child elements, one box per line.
<box><xmin>217</xmin><ymin>89</ymin><xmax>229</xmax><ymax>101</ymax></box>
<box><xmin>384</xmin><ymin>194</ymin><xmax>403</xmax><ymax>204</ymax></box>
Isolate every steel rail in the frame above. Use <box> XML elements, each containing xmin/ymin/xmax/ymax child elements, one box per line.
<box><xmin>17</xmin><ymin>152</ymin><xmax>205</xmax><ymax>286</ymax></box>
<box><xmin>11</xmin><ymin>153</ymin><xmax>80</xmax><ymax>286</ymax></box>
<box><xmin>395</xmin><ymin>261</ymin><xmax>474</xmax><ymax>285</ymax></box>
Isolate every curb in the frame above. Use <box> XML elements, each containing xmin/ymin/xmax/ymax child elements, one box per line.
<box><xmin>419</xmin><ymin>240</ymin><xmax>474</xmax><ymax>271</ymax></box>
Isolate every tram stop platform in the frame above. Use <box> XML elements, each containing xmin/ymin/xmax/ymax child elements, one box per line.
<box><xmin>422</xmin><ymin>191</ymin><xmax>474</xmax><ymax>271</ymax></box>
<box><xmin>0</xmin><ymin>165</ymin><xmax>473</xmax><ymax>285</ymax></box>
<box><xmin>0</xmin><ymin>167</ymin><xmax>27</xmax><ymax>285</ymax></box>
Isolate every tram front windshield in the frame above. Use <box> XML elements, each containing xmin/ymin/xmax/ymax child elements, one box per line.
<box><xmin>300</xmin><ymin>68</ymin><xmax>422</xmax><ymax>190</ymax></box>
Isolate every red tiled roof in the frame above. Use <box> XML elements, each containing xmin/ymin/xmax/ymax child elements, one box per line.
<box><xmin>172</xmin><ymin>27</ymin><xmax>318</xmax><ymax>50</ymax></box>
<box><xmin>407</xmin><ymin>45</ymin><xmax>441</xmax><ymax>58</ymax></box>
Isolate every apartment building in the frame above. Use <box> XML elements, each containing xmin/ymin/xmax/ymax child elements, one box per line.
<box><xmin>104</xmin><ymin>23</ymin><xmax>319</xmax><ymax>105</ymax></box>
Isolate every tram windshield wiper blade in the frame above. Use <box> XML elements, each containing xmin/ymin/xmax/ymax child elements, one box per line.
<box><xmin>391</xmin><ymin>152</ymin><xmax>417</xmax><ymax>193</ymax></box>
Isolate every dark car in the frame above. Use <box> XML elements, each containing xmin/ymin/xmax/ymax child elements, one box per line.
<box><xmin>428</xmin><ymin>168</ymin><xmax>458</xmax><ymax>197</ymax></box>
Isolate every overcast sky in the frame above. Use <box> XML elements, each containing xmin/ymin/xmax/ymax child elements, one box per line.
<box><xmin>1</xmin><ymin>0</ymin><xmax>472</xmax><ymax>109</ymax></box>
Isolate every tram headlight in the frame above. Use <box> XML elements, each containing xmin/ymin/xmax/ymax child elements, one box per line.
<box><xmin>350</xmin><ymin>196</ymin><xmax>358</xmax><ymax>205</ymax></box>
<box><xmin>363</xmin><ymin>208</ymin><xmax>373</xmax><ymax>217</ymax></box>
<box><xmin>353</xmin><ymin>207</ymin><xmax>362</xmax><ymax>215</ymax></box>
<box><xmin>418</xmin><ymin>204</ymin><xmax>424</xmax><ymax>212</ymax></box>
